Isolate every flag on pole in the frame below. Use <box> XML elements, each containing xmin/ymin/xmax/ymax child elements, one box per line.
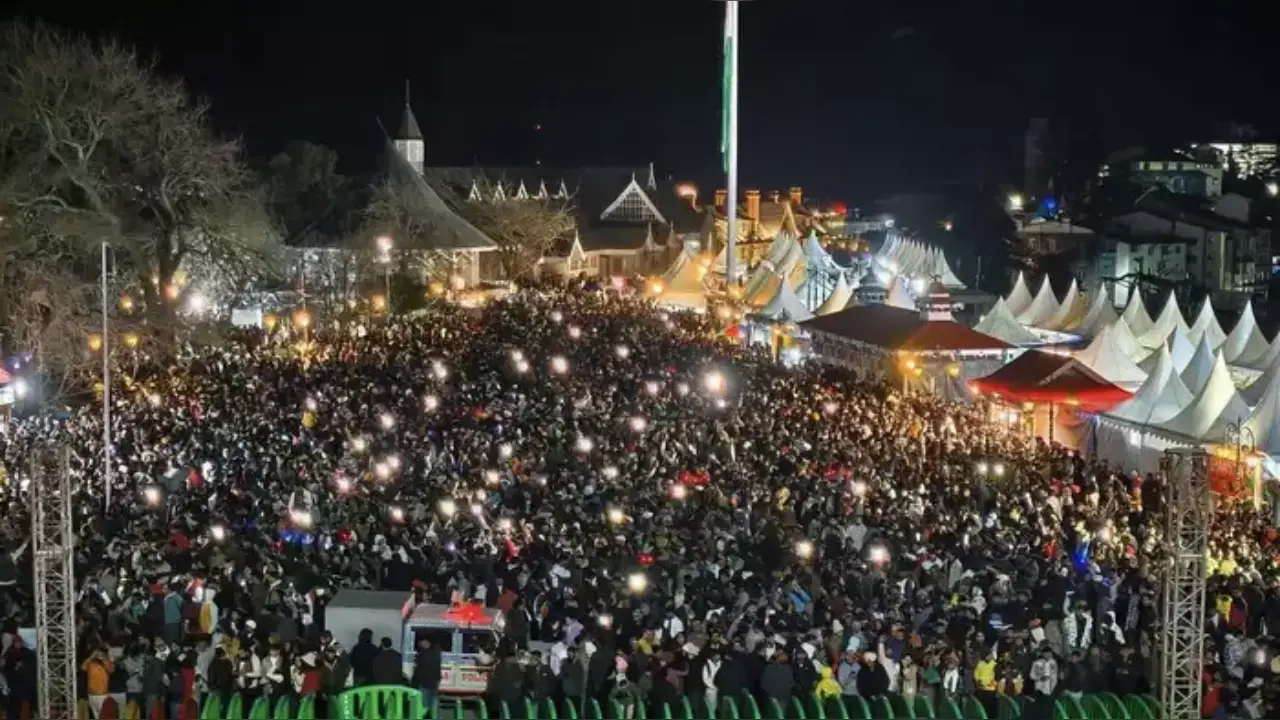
<box><xmin>720</xmin><ymin>1</ymin><xmax>736</xmax><ymax>173</ymax></box>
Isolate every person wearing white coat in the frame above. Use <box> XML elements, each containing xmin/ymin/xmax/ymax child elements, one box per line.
<box><xmin>702</xmin><ymin>653</ymin><xmax>722</xmax><ymax>712</ymax></box>
<box><xmin>1030</xmin><ymin>648</ymin><xmax>1058</xmax><ymax>696</ymax></box>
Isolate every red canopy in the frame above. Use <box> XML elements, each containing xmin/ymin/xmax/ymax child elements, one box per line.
<box><xmin>971</xmin><ymin>350</ymin><xmax>1130</xmax><ymax>410</ymax></box>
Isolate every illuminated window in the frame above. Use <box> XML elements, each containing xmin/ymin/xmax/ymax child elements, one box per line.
<box><xmin>602</xmin><ymin>187</ymin><xmax>661</xmax><ymax>222</ymax></box>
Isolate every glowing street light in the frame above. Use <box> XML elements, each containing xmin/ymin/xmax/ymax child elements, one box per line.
<box><xmin>88</xmin><ymin>334</ymin><xmax>103</xmax><ymax>352</ymax></box>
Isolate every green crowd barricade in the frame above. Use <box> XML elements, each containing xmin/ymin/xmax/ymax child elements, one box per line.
<box><xmin>225</xmin><ymin>694</ymin><xmax>244</xmax><ymax>719</ymax></box>
<box><xmin>996</xmin><ymin>695</ymin><xmax>1020</xmax><ymax>720</ymax></box>
<box><xmin>1094</xmin><ymin>693</ymin><xmax>1129</xmax><ymax>720</ymax></box>
<box><xmin>201</xmin><ymin>695</ymin><xmax>224</xmax><ymax>720</ymax></box>
<box><xmin>912</xmin><ymin>695</ymin><xmax>936</xmax><ymax>720</ymax></box>
<box><xmin>961</xmin><ymin>696</ymin><xmax>988</xmax><ymax>720</ymax></box>
<box><xmin>889</xmin><ymin>693</ymin><xmax>916</xmax><ymax>719</ymax></box>
<box><xmin>844</xmin><ymin>694</ymin><xmax>871</xmax><ymax>720</ymax></box>
<box><xmin>743</xmin><ymin>694</ymin><xmax>763</xmax><ymax>720</ymax></box>
<box><xmin>248</xmin><ymin>695</ymin><xmax>270</xmax><ymax>720</ymax></box>
<box><xmin>723</xmin><ymin>695</ymin><xmax>744</xmax><ymax>720</ymax></box>
<box><xmin>1053</xmin><ymin>698</ymin><xmax>1072</xmax><ymax>720</ymax></box>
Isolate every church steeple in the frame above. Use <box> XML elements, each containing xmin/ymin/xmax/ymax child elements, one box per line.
<box><xmin>395</xmin><ymin>80</ymin><xmax>425</xmax><ymax>174</ymax></box>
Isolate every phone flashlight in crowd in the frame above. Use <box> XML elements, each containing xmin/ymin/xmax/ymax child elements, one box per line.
<box><xmin>210</xmin><ymin>525</ymin><xmax>227</xmax><ymax>542</ymax></box>
<box><xmin>142</xmin><ymin>486</ymin><xmax>163</xmax><ymax>507</ymax></box>
<box><xmin>676</xmin><ymin>382</ymin><xmax>690</xmax><ymax>396</ymax></box>
<box><xmin>645</xmin><ymin>380</ymin><xmax>660</xmax><ymax>396</ymax></box>
<box><xmin>851</xmin><ymin>480</ymin><xmax>868</xmax><ymax>497</ymax></box>
<box><xmin>497</xmin><ymin>518</ymin><xmax>513</xmax><ymax>532</ymax></box>
<box><xmin>388</xmin><ymin>506</ymin><xmax>405</xmax><ymax>524</ymax></box>
<box><xmin>574</xmin><ymin>435</ymin><xmax>594</xmax><ymax>453</ymax></box>
<box><xmin>550</xmin><ymin>356</ymin><xmax>569</xmax><ymax>375</ymax></box>
<box><xmin>470</xmin><ymin>503</ymin><xmax>484</xmax><ymax>517</ymax></box>
<box><xmin>795</xmin><ymin>540</ymin><xmax>814</xmax><ymax>560</ymax></box>
<box><xmin>498</xmin><ymin>442</ymin><xmax>513</xmax><ymax>460</ymax></box>
<box><xmin>304</xmin><ymin>397</ymin><xmax>318</xmax><ymax>412</ymax></box>
<box><xmin>386</xmin><ymin>454</ymin><xmax>401</xmax><ymax>471</ymax></box>
<box><xmin>431</xmin><ymin>360</ymin><xmax>449</xmax><ymax>381</ymax></box>
<box><xmin>378</xmin><ymin>413</ymin><xmax>396</xmax><ymax>431</ymax></box>
<box><xmin>291</xmin><ymin>509</ymin><xmax>313</xmax><ymax>529</ymax></box>
<box><xmin>424</xmin><ymin>394</ymin><xmax>440</xmax><ymax>412</ymax></box>
<box><xmin>627</xmin><ymin>573</ymin><xmax>648</xmax><ymax>594</ymax></box>
<box><xmin>670</xmin><ymin>484</ymin><xmax>688</xmax><ymax>501</ymax></box>
<box><xmin>351</xmin><ymin>436</ymin><xmax>368</xmax><ymax>454</ymax></box>
<box><xmin>868</xmin><ymin>544</ymin><xmax>891</xmax><ymax>566</ymax></box>
<box><xmin>607</xmin><ymin>507</ymin><xmax>626</xmax><ymax>525</ymax></box>
<box><xmin>629</xmin><ymin>415</ymin><xmax>648</xmax><ymax>433</ymax></box>
<box><xmin>977</xmin><ymin>461</ymin><xmax>989</xmax><ymax>475</ymax></box>
<box><xmin>597</xmin><ymin>613</ymin><xmax>613</xmax><ymax>629</ymax></box>
<box><xmin>374</xmin><ymin>463</ymin><xmax>391</xmax><ymax>481</ymax></box>
<box><xmin>993</xmin><ymin>462</ymin><xmax>1005</xmax><ymax>477</ymax></box>
<box><xmin>567</xmin><ymin>325</ymin><xmax>582</xmax><ymax>340</ymax></box>
<box><xmin>703</xmin><ymin>370</ymin><xmax>726</xmax><ymax>394</ymax></box>
<box><xmin>439</xmin><ymin>498</ymin><xmax>457</xmax><ymax>517</ymax></box>
<box><xmin>334</xmin><ymin>476</ymin><xmax>353</xmax><ymax>494</ymax></box>
<box><xmin>1254</xmin><ymin>649</ymin><xmax>1268</xmax><ymax>666</ymax></box>
<box><xmin>549</xmin><ymin>310</ymin><xmax>563</xmax><ymax>323</ymax></box>
<box><xmin>615</xmin><ymin>345</ymin><xmax>631</xmax><ymax>359</ymax></box>
<box><xmin>445</xmin><ymin>541</ymin><xmax>457</xmax><ymax>553</ymax></box>
<box><xmin>514</xmin><ymin>358</ymin><xmax>530</xmax><ymax>374</ymax></box>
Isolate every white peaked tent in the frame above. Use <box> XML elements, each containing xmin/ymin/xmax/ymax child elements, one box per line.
<box><xmin>1244</xmin><ymin>368</ymin><xmax>1280</xmax><ymax>454</ymax></box>
<box><xmin>1109</xmin><ymin>317</ymin><xmax>1150</xmax><ymax>363</ymax></box>
<box><xmin>1247</xmin><ymin>333</ymin><xmax>1280</xmax><ymax>372</ymax></box>
<box><xmin>1075</xmin><ymin>289</ymin><xmax>1119</xmax><ymax>338</ymax></box>
<box><xmin>1074</xmin><ymin>323</ymin><xmax>1149</xmax><ymax>390</ymax></box>
<box><xmin>1157</xmin><ymin>351</ymin><xmax>1250</xmax><ymax>441</ymax></box>
<box><xmin>1110</xmin><ymin>345</ymin><xmax>1194</xmax><ymax>426</ymax></box>
<box><xmin>1005</xmin><ymin>272</ymin><xmax>1034</xmax><ymax>317</ymax></box>
<box><xmin>1187</xmin><ymin>298</ymin><xmax>1228</xmax><ymax>350</ymax></box>
<box><xmin>1120</xmin><ymin>291</ymin><xmax>1155</xmax><ymax>338</ymax></box>
<box><xmin>885</xmin><ymin>277</ymin><xmax>916</xmax><ymax>310</ymax></box>
<box><xmin>1223</xmin><ymin>302</ymin><xmax>1271</xmax><ymax>366</ymax></box>
<box><xmin>1179</xmin><ymin>335</ymin><xmax>1219</xmax><ymax>397</ymax></box>
<box><xmin>814</xmin><ymin>274</ymin><xmax>853</xmax><ymax>316</ymax></box>
<box><xmin>759</xmin><ymin>282</ymin><xmax>815</xmax><ymax>322</ymax></box>
<box><xmin>1043</xmin><ymin>279</ymin><xmax>1088</xmax><ymax>331</ymax></box>
<box><xmin>802</xmin><ymin>232</ymin><xmax>835</xmax><ymax>273</ymax></box>
<box><xmin>1137</xmin><ymin>292</ymin><xmax>1190</xmax><ymax>348</ymax></box>
<box><xmin>658</xmin><ymin>252</ymin><xmax>708</xmax><ymax>310</ymax></box>
<box><xmin>928</xmin><ymin>248</ymin><xmax>966</xmax><ymax>289</ymax></box>
<box><xmin>741</xmin><ymin>263</ymin><xmax>784</xmax><ymax>307</ymax></box>
<box><xmin>1242</xmin><ymin>358</ymin><xmax>1280</xmax><ymax>406</ymax></box>
<box><xmin>1140</xmin><ymin>326</ymin><xmax>1196</xmax><ymax>375</ymax></box>
<box><xmin>974</xmin><ymin>298</ymin><xmax>1042</xmax><ymax>346</ymax></box>
<box><xmin>1017</xmin><ymin>277</ymin><xmax>1062</xmax><ymax>327</ymax></box>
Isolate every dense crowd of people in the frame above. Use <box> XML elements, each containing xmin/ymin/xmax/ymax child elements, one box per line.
<box><xmin>0</xmin><ymin>286</ymin><xmax>1276</xmax><ymax>719</ymax></box>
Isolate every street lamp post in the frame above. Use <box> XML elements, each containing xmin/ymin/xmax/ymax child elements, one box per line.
<box><xmin>100</xmin><ymin>242</ymin><xmax>112</xmax><ymax>512</ymax></box>
<box><xmin>1225</xmin><ymin>418</ymin><xmax>1256</xmax><ymax>496</ymax></box>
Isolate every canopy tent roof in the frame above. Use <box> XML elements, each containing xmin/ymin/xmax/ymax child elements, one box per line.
<box><xmin>1043</xmin><ymin>279</ymin><xmax>1088</xmax><ymax>331</ymax></box>
<box><xmin>1137</xmin><ymin>291</ymin><xmax>1189</xmax><ymax>348</ymax></box>
<box><xmin>1244</xmin><ymin>366</ymin><xmax>1280</xmax><ymax>454</ymax></box>
<box><xmin>1075</xmin><ymin>288</ymin><xmax>1119</xmax><ymax>338</ymax></box>
<box><xmin>741</xmin><ymin>265</ymin><xmax>784</xmax><ymax>308</ymax></box>
<box><xmin>885</xmin><ymin>277</ymin><xmax>916</xmax><ymax>310</ymax></box>
<box><xmin>1187</xmin><ymin>298</ymin><xmax>1228</xmax><ymax>350</ymax></box>
<box><xmin>1005</xmin><ymin>272</ymin><xmax>1034</xmax><ymax>317</ymax></box>
<box><xmin>928</xmin><ymin>248</ymin><xmax>966</xmax><ymax>289</ymax></box>
<box><xmin>800</xmin><ymin>305</ymin><xmax>1011</xmax><ymax>353</ymax></box>
<box><xmin>1179</xmin><ymin>335</ymin><xmax>1218</xmax><ymax>397</ymax></box>
<box><xmin>1242</xmin><ymin>357</ymin><xmax>1280</xmax><ymax>406</ymax></box>
<box><xmin>657</xmin><ymin>251</ymin><xmax>709</xmax><ymax>310</ymax></box>
<box><xmin>974</xmin><ymin>298</ymin><xmax>1042</xmax><ymax>346</ymax></box>
<box><xmin>1156</xmin><ymin>350</ymin><xmax>1250</xmax><ymax>442</ymax></box>
<box><xmin>1016</xmin><ymin>277</ymin><xmax>1061</xmax><ymax>327</ymax></box>
<box><xmin>802</xmin><ymin>232</ymin><xmax>837</xmax><ymax>274</ymax></box>
<box><xmin>758</xmin><ymin>282</ymin><xmax>814</xmax><ymax>322</ymax></box>
<box><xmin>1246</xmin><ymin>333</ymin><xmax>1280</xmax><ymax>372</ymax></box>
<box><xmin>1073</xmin><ymin>323</ymin><xmax>1149</xmax><ymax>390</ymax></box>
<box><xmin>1120</xmin><ymin>291</ymin><xmax>1155</xmax><ymax>338</ymax></box>
<box><xmin>1223</xmin><ymin>302</ymin><xmax>1271</xmax><ymax>366</ymax></box>
<box><xmin>1109</xmin><ymin>318</ymin><xmax>1150</xmax><ymax>363</ymax></box>
<box><xmin>971</xmin><ymin>350</ymin><xmax>1131</xmax><ymax>410</ymax></box>
<box><xmin>1108</xmin><ymin>344</ymin><xmax>1194</xmax><ymax>426</ymax></box>
<box><xmin>813</xmin><ymin>273</ymin><xmax>853</xmax><ymax>316</ymax></box>
<box><xmin>1140</xmin><ymin>326</ymin><xmax>1195</xmax><ymax>375</ymax></box>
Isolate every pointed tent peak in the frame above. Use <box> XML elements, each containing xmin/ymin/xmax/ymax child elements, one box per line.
<box><xmin>761</xmin><ymin>282</ymin><xmax>814</xmax><ymax>322</ymax></box>
<box><xmin>1224</xmin><ymin>301</ymin><xmax>1271</xmax><ymax>366</ymax></box>
<box><xmin>1158</xmin><ymin>350</ymin><xmax>1250</xmax><ymax>441</ymax></box>
<box><xmin>1016</xmin><ymin>275</ymin><xmax>1062</xmax><ymax>327</ymax></box>
<box><xmin>1242</xmin><ymin>354</ymin><xmax>1280</xmax><ymax>406</ymax></box>
<box><xmin>1005</xmin><ymin>271</ymin><xmax>1033</xmax><ymax>315</ymax></box>
<box><xmin>975</xmin><ymin>297</ymin><xmax>1042</xmax><ymax>346</ymax></box>
<box><xmin>397</xmin><ymin>81</ymin><xmax>423</xmax><ymax>141</ymax></box>
<box><xmin>1107</xmin><ymin>317</ymin><xmax>1150</xmax><ymax>363</ymax></box>
<box><xmin>814</xmin><ymin>274</ymin><xmax>853</xmax><ymax>316</ymax></box>
<box><xmin>1137</xmin><ymin>291</ymin><xmax>1189</xmax><ymax>347</ymax></box>
<box><xmin>1188</xmin><ymin>297</ymin><xmax>1228</xmax><ymax>350</ymax></box>
<box><xmin>1075</xmin><ymin>288</ymin><xmax>1118</xmax><ymax>338</ymax></box>
<box><xmin>885</xmin><ymin>277</ymin><xmax>915</xmax><ymax>310</ymax></box>
<box><xmin>1120</xmin><ymin>289</ymin><xmax>1154</xmax><ymax>337</ymax></box>
<box><xmin>1111</xmin><ymin>343</ymin><xmax>1194</xmax><ymax>426</ymax></box>
<box><xmin>1244</xmin><ymin>367</ymin><xmax>1280</xmax><ymax>454</ymax></box>
<box><xmin>1074</xmin><ymin>322</ymin><xmax>1149</xmax><ymax>390</ymax></box>
<box><xmin>1044</xmin><ymin>278</ymin><xmax>1087</xmax><ymax>331</ymax></box>
<box><xmin>1180</xmin><ymin>333</ymin><xmax>1219</xmax><ymax>396</ymax></box>
<box><xmin>1165</xmin><ymin>325</ymin><xmax>1197</xmax><ymax>373</ymax></box>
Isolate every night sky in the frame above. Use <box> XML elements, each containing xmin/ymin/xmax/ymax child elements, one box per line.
<box><xmin>6</xmin><ymin>0</ymin><xmax>1277</xmax><ymax>205</ymax></box>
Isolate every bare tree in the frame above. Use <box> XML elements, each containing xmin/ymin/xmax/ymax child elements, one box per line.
<box><xmin>439</xmin><ymin>174</ymin><xmax>576</xmax><ymax>280</ymax></box>
<box><xmin>358</xmin><ymin>179</ymin><xmax>456</xmax><ymax>284</ymax></box>
<box><xmin>0</xmin><ymin>21</ymin><xmax>281</xmax><ymax>326</ymax></box>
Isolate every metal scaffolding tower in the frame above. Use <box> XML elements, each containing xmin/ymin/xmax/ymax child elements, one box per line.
<box><xmin>31</xmin><ymin>446</ymin><xmax>77</xmax><ymax>720</ymax></box>
<box><xmin>1158</xmin><ymin>449</ymin><xmax>1210</xmax><ymax>720</ymax></box>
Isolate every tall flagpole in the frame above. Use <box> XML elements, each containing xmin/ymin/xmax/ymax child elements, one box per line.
<box><xmin>101</xmin><ymin>242</ymin><xmax>112</xmax><ymax>512</ymax></box>
<box><xmin>722</xmin><ymin>0</ymin><xmax>740</xmax><ymax>287</ymax></box>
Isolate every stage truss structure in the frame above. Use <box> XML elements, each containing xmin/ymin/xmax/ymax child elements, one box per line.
<box><xmin>31</xmin><ymin>446</ymin><xmax>77</xmax><ymax>720</ymax></box>
<box><xmin>1158</xmin><ymin>449</ymin><xmax>1210</xmax><ymax>720</ymax></box>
